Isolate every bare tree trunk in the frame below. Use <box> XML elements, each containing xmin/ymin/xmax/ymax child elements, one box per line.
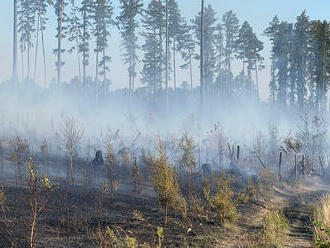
<box><xmin>70</xmin><ymin>155</ymin><xmax>74</xmax><ymax>186</ymax></box>
<box><xmin>57</xmin><ymin>0</ymin><xmax>64</xmax><ymax>85</ymax></box>
<box><xmin>33</xmin><ymin>12</ymin><xmax>41</xmax><ymax>82</ymax></box>
<box><xmin>255</xmin><ymin>60</ymin><xmax>259</xmax><ymax>100</ymax></box>
<box><xmin>189</xmin><ymin>53</ymin><xmax>193</xmax><ymax>91</ymax></box>
<box><xmin>21</xmin><ymin>48</ymin><xmax>24</xmax><ymax>81</ymax></box>
<box><xmin>173</xmin><ymin>40</ymin><xmax>177</xmax><ymax>91</ymax></box>
<box><xmin>129</xmin><ymin>13</ymin><xmax>133</xmax><ymax>99</ymax></box>
<box><xmin>83</xmin><ymin>9</ymin><xmax>87</xmax><ymax>88</ymax></box>
<box><xmin>13</xmin><ymin>0</ymin><xmax>18</xmax><ymax>82</ymax></box>
<box><xmin>28</xmin><ymin>45</ymin><xmax>30</xmax><ymax>80</ymax></box>
<box><xmin>76</xmin><ymin>36</ymin><xmax>82</xmax><ymax>87</ymax></box>
<box><xmin>200</xmin><ymin>0</ymin><xmax>205</xmax><ymax>112</ymax></box>
<box><xmin>102</xmin><ymin>30</ymin><xmax>106</xmax><ymax>99</ymax></box>
<box><xmin>30</xmin><ymin>199</ymin><xmax>37</xmax><ymax>248</ymax></box>
<box><xmin>95</xmin><ymin>48</ymin><xmax>99</xmax><ymax>84</ymax></box>
<box><xmin>41</xmin><ymin>28</ymin><xmax>47</xmax><ymax>87</ymax></box>
<box><xmin>165</xmin><ymin>0</ymin><xmax>169</xmax><ymax>109</ymax></box>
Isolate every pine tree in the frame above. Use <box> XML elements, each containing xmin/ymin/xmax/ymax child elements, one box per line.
<box><xmin>177</xmin><ymin>20</ymin><xmax>195</xmax><ymax>91</ymax></box>
<box><xmin>92</xmin><ymin>0</ymin><xmax>114</xmax><ymax>99</ymax></box>
<box><xmin>265</xmin><ymin>16</ymin><xmax>291</xmax><ymax>107</ymax></box>
<box><xmin>18</xmin><ymin>0</ymin><xmax>36</xmax><ymax>81</ymax></box>
<box><xmin>310</xmin><ymin>20</ymin><xmax>330</xmax><ymax>113</ymax></box>
<box><xmin>274</xmin><ymin>21</ymin><xmax>290</xmax><ymax>107</ymax></box>
<box><xmin>79</xmin><ymin>0</ymin><xmax>93</xmax><ymax>88</ymax></box>
<box><xmin>192</xmin><ymin>4</ymin><xmax>217</xmax><ymax>95</ymax></box>
<box><xmin>294</xmin><ymin>11</ymin><xmax>310</xmax><ymax>110</ymax></box>
<box><xmin>54</xmin><ymin>0</ymin><xmax>68</xmax><ymax>85</ymax></box>
<box><xmin>222</xmin><ymin>10</ymin><xmax>239</xmax><ymax>98</ymax></box>
<box><xmin>32</xmin><ymin>0</ymin><xmax>53</xmax><ymax>84</ymax></box>
<box><xmin>288</xmin><ymin>23</ymin><xmax>297</xmax><ymax>106</ymax></box>
<box><xmin>265</xmin><ymin>16</ymin><xmax>280</xmax><ymax>103</ymax></box>
<box><xmin>168</xmin><ymin>0</ymin><xmax>184</xmax><ymax>92</ymax></box>
<box><xmin>118</xmin><ymin>0</ymin><xmax>143</xmax><ymax>96</ymax></box>
<box><xmin>222</xmin><ymin>10</ymin><xmax>239</xmax><ymax>74</ymax></box>
<box><xmin>67</xmin><ymin>0</ymin><xmax>82</xmax><ymax>86</ymax></box>
<box><xmin>236</xmin><ymin>21</ymin><xmax>263</xmax><ymax>98</ymax></box>
<box><xmin>13</xmin><ymin>0</ymin><xmax>18</xmax><ymax>82</ymax></box>
<box><xmin>141</xmin><ymin>0</ymin><xmax>165</xmax><ymax>95</ymax></box>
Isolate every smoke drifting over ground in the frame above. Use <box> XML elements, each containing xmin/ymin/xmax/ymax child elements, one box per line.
<box><xmin>0</xmin><ymin>82</ymin><xmax>309</xmax><ymax>161</ymax></box>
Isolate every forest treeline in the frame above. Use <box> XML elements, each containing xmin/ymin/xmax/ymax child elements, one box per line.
<box><xmin>10</xmin><ymin>0</ymin><xmax>330</xmax><ymax>113</ymax></box>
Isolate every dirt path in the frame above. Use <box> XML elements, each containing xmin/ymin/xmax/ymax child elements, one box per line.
<box><xmin>216</xmin><ymin>183</ymin><xmax>329</xmax><ymax>248</ymax></box>
<box><xmin>283</xmin><ymin>194</ymin><xmax>315</xmax><ymax>248</ymax></box>
<box><xmin>282</xmin><ymin>187</ymin><xmax>329</xmax><ymax>248</ymax></box>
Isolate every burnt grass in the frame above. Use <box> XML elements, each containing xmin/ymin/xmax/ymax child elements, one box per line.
<box><xmin>0</xmin><ymin>183</ymin><xmax>225</xmax><ymax>247</ymax></box>
<box><xmin>0</xmin><ymin>157</ymin><xmax>227</xmax><ymax>248</ymax></box>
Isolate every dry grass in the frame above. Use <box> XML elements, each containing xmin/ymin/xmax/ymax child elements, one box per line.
<box><xmin>132</xmin><ymin>209</ymin><xmax>145</xmax><ymax>221</ymax></box>
<box><xmin>0</xmin><ymin>188</ymin><xmax>5</xmax><ymax>205</ymax></box>
<box><xmin>313</xmin><ymin>194</ymin><xmax>330</xmax><ymax>247</ymax></box>
<box><xmin>258</xmin><ymin>209</ymin><xmax>289</xmax><ymax>247</ymax></box>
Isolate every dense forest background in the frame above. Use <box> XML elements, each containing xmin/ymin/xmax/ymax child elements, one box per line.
<box><xmin>1</xmin><ymin>0</ymin><xmax>330</xmax><ymax>117</ymax></box>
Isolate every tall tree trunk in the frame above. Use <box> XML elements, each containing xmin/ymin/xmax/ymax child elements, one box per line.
<box><xmin>76</xmin><ymin>35</ymin><xmax>82</xmax><ymax>87</ymax></box>
<box><xmin>13</xmin><ymin>0</ymin><xmax>18</xmax><ymax>82</ymax></box>
<box><xmin>298</xmin><ymin>48</ymin><xmax>305</xmax><ymax>111</ymax></box>
<box><xmin>21</xmin><ymin>48</ymin><xmax>24</xmax><ymax>81</ymax></box>
<box><xmin>158</xmin><ymin>0</ymin><xmax>162</xmax><ymax>93</ymax></box>
<box><xmin>57</xmin><ymin>0</ymin><xmax>64</xmax><ymax>85</ymax></box>
<box><xmin>242</xmin><ymin>57</ymin><xmax>244</xmax><ymax>91</ymax></box>
<box><xmin>189</xmin><ymin>53</ymin><xmax>193</xmax><ymax>91</ymax></box>
<box><xmin>165</xmin><ymin>0</ymin><xmax>169</xmax><ymax>107</ymax></box>
<box><xmin>255</xmin><ymin>60</ymin><xmax>259</xmax><ymax>100</ymax></box>
<box><xmin>83</xmin><ymin>9</ymin><xmax>87</xmax><ymax>88</ymax></box>
<box><xmin>95</xmin><ymin>32</ymin><xmax>99</xmax><ymax>85</ymax></box>
<box><xmin>41</xmin><ymin>28</ymin><xmax>47</xmax><ymax>87</ymax></box>
<box><xmin>129</xmin><ymin>13</ymin><xmax>133</xmax><ymax>98</ymax></box>
<box><xmin>200</xmin><ymin>0</ymin><xmax>204</xmax><ymax>111</ymax></box>
<box><xmin>103</xmin><ymin>31</ymin><xmax>106</xmax><ymax>99</ymax></box>
<box><xmin>28</xmin><ymin>46</ymin><xmax>30</xmax><ymax>80</ymax></box>
<box><xmin>173</xmin><ymin>39</ymin><xmax>177</xmax><ymax>91</ymax></box>
<box><xmin>33</xmin><ymin>12</ymin><xmax>41</xmax><ymax>82</ymax></box>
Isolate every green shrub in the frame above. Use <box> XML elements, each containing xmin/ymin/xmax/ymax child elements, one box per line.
<box><xmin>203</xmin><ymin>173</ymin><xmax>239</xmax><ymax>225</ymax></box>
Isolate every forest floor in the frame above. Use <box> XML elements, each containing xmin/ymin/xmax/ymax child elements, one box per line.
<box><xmin>0</xmin><ymin>154</ymin><xmax>329</xmax><ymax>247</ymax></box>
<box><xmin>216</xmin><ymin>180</ymin><xmax>329</xmax><ymax>248</ymax></box>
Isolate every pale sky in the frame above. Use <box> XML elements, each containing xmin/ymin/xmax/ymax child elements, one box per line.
<box><xmin>0</xmin><ymin>0</ymin><xmax>329</xmax><ymax>100</ymax></box>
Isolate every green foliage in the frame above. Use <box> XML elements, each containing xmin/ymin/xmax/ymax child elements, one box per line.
<box><xmin>117</xmin><ymin>0</ymin><xmax>143</xmax><ymax>92</ymax></box>
<box><xmin>192</xmin><ymin>5</ymin><xmax>217</xmax><ymax>85</ymax></box>
<box><xmin>203</xmin><ymin>174</ymin><xmax>239</xmax><ymax>225</ymax></box>
<box><xmin>151</xmin><ymin>140</ymin><xmax>183</xmax><ymax>223</ymax></box>
<box><xmin>179</xmin><ymin>132</ymin><xmax>197</xmax><ymax>169</ymax></box>
<box><xmin>125</xmin><ymin>236</ymin><xmax>138</xmax><ymax>248</ymax></box>
<box><xmin>141</xmin><ymin>0</ymin><xmax>165</xmax><ymax>91</ymax></box>
<box><xmin>156</xmin><ymin>226</ymin><xmax>164</xmax><ymax>248</ymax></box>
